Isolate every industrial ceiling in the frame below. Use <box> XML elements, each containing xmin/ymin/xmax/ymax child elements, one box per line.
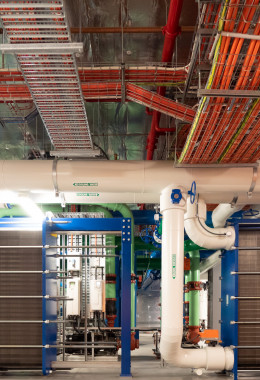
<box><xmin>0</xmin><ymin>0</ymin><xmax>259</xmax><ymax>163</ymax></box>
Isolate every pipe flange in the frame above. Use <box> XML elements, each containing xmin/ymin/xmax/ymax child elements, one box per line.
<box><xmin>187</xmin><ymin>281</ymin><xmax>202</xmax><ymax>291</ymax></box>
<box><xmin>131</xmin><ymin>273</ymin><xmax>137</xmax><ymax>284</ymax></box>
<box><xmin>106</xmin><ymin>274</ymin><xmax>117</xmax><ymax>284</ymax></box>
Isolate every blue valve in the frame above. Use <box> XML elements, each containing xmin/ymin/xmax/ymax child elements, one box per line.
<box><xmin>171</xmin><ymin>189</ymin><xmax>182</xmax><ymax>204</ymax></box>
<box><xmin>188</xmin><ymin>181</ymin><xmax>196</xmax><ymax>204</ymax></box>
<box><xmin>140</xmin><ymin>227</ymin><xmax>154</xmax><ymax>244</ymax></box>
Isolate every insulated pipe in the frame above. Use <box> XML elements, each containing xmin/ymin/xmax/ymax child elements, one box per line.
<box><xmin>184</xmin><ymin>270</ymin><xmax>190</xmax><ymax>326</ymax></box>
<box><xmin>160</xmin><ymin>185</ymin><xmax>234</xmax><ymax>370</ymax></box>
<box><xmin>184</xmin><ymin>198</ymin><xmax>236</xmax><ymax>250</ymax></box>
<box><xmin>1</xmin><ymin>161</ymin><xmax>260</xmax><ymax>204</ymax></box>
<box><xmin>212</xmin><ymin>203</ymin><xmax>243</xmax><ymax>228</ymax></box>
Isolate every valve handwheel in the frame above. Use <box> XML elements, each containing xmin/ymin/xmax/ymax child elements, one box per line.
<box><xmin>140</xmin><ymin>227</ymin><xmax>154</xmax><ymax>243</ymax></box>
<box><xmin>188</xmin><ymin>181</ymin><xmax>196</xmax><ymax>204</ymax></box>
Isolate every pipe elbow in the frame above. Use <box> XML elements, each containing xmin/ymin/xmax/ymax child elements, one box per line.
<box><xmin>212</xmin><ymin>203</ymin><xmax>243</xmax><ymax>228</ymax></box>
<box><xmin>161</xmin><ymin>344</ymin><xmax>234</xmax><ymax>371</ymax></box>
<box><xmin>184</xmin><ymin>198</ymin><xmax>235</xmax><ymax>250</ymax></box>
<box><xmin>161</xmin><ymin>341</ymin><xmax>234</xmax><ymax>371</ymax></box>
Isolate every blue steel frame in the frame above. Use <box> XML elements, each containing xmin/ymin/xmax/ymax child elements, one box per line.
<box><xmin>42</xmin><ymin>217</ymin><xmax>132</xmax><ymax>377</ymax></box>
<box><xmin>221</xmin><ymin>224</ymin><xmax>239</xmax><ymax>380</ymax></box>
<box><xmin>42</xmin><ymin>222</ymin><xmax>58</xmax><ymax>375</ymax></box>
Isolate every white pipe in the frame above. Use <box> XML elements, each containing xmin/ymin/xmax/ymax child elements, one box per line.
<box><xmin>212</xmin><ymin>203</ymin><xmax>243</xmax><ymax>228</ymax></box>
<box><xmin>0</xmin><ymin>160</ymin><xmax>260</xmax><ymax>204</ymax></box>
<box><xmin>221</xmin><ymin>31</ymin><xmax>260</xmax><ymax>40</ymax></box>
<box><xmin>200</xmin><ymin>250</ymin><xmax>221</xmax><ymax>275</ymax></box>
<box><xmin>160</xmin><ymin>185</ymin><xmax>234</xmax><ymax>370</ymax></box>
<box><xmin>184</xmin><ymin>198</ymin><xmax>235</xmax><ymax>250</ymax></box>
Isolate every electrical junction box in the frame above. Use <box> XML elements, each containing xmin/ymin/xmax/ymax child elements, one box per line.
<box><xmin>66</xmin><ymin>278</ymin><xmax>81</xmax><ymax>316</ymax></box>
<box><xmin>89</xmin><ymin>279</ymin><xmax>105</xmax><ymax>312</ymax></box>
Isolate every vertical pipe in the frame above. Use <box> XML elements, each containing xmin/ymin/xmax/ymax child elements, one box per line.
<box><xmin>187</xmin><ymin>250</ymin><xmax>201</xmax><ymax>344</ymax></box>
<box><xmin>160</xmin><ymin>205</ymin><xmax>185</xmax><ymax>359</ymax></box>
<box><xmin>184</xmin><ymin>270</ymin><xmax>191</xmax><ymax>326</ymax></box>
<box><xmin>146</xmin><ymin>0</ymin><xmax>184</xmax><ymax>160</ymax></box>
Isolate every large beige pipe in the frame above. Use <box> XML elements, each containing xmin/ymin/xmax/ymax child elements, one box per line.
<box><xmin>0</xmin><ymin>160</ymin><xmax>259</xmax><ymax>204</ymax></box>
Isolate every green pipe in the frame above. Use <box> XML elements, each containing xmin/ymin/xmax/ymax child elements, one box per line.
<box><xmin>184</xmin><ymin>240</ymin><xmax>203</xmax><ymax>252</ymax></box>
<box><xmin>184</xmin><ymin>270</ymin><xmax>191</xmax><ymax>303</ymax></box>
<box><xmin>188</xmin><ymin>250</ymin><xmax>200</xmax><ymax>327</ymax></box>
<box><xmin>0</xmin><ymin>206</ymin><xmax>25</xmax><ymax>217</ymax></box>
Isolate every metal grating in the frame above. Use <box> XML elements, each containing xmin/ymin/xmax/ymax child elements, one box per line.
<box><xmin>238</xmin><ymin>230</ymin><xmax>260</xmax><ymax>370</ymax></box>
<box><xmin>0</xmin><ymin>0</ymin><xmax>93</xmax><ymax>151</ymax></box>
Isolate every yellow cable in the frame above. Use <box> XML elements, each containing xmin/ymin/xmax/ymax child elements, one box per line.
<box><xmin>178</xmin><ymin>0</ymin><xmax>229</xmax><ymax>163</ymax></box>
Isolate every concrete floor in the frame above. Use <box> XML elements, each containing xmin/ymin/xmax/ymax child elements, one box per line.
<box><xmin>0</xmin><ymin>334</ymin><xmax>232</xmax><ymax>380</ymax></box>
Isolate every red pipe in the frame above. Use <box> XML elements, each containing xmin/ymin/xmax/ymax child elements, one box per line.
<box><xmin>146</xmin><ymin>0</ymin><xmax>184</xmax><ymax>160</ymax></box>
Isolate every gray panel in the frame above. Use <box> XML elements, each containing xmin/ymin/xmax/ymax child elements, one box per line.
<box><xmin>0</xmin><ymin>231</ymin><xmax>42</xmax><ymax>369</ymax></box>
<box><xmin>238</xmin><ymin>230</ymin><xmax>260</xmax><ymax>369</ymax></box>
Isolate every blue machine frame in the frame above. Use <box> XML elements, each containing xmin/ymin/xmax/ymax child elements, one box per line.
<box><xmin>42</xmin><ymin>217</ymin><xmax>132</xmax><ymax>377</ymax></box>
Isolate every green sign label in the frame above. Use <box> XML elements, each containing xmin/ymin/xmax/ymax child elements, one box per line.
<box><xmin>172</xmin><ymin>254</ymin><xmax>176</xmax><ymax>279</ymax></box>
<box><xmin>76</xmin><ymin>193</ymin><xmax>100</xmax><ymax>197</ymax></box>
<box><xmin>73</xmin><ymin>182</ymin><xmax>98</xmax><ymax>187</ymax></box>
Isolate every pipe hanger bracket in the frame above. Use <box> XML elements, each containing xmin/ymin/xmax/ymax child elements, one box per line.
<box><xmin>248</xmin><ymin>166</ymin><xmax>258</xmax><ymax>198</ymax></box>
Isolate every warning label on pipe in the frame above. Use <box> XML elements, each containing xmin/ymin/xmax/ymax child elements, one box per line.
<box><xmin>76</xmin><ymin>193</ymin><xmax>100</xmax><ymax>197</ymax></box>
<box><xmin>172</xmin><ymin>254</ymin><xmax>176</xmax><ymax>279</ymax></box>
<box><xmin>73</xmin><ymin>182</ymin><xmax>98</xmax><ymax>187</ymax></box>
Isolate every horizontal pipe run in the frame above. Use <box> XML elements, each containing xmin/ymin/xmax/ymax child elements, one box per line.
<box><xmin>221</xmin><ymin>31</ymin><xmax>260</xmax><ymax>40</ymax></box>
<box><xmin>0</xmin><ymin>296</ymin><xmax>72</xmax><ymax>299</ymax></box>
<box><xmin>70</xmin><ymin>26</ymin><xmax>194</xmax><ymax>33</ymax></box>
<box><xmin>0</xmin><ymin>320</ymin><xmax>120</xmax><ymax>326</ymax></box>
<box><xmin>230</xmin><ymin>321</ymin><xmax>260</xmax><ymax>325</ymax></box>
<box><xmin>231</xmin><ymin>296</ymin><xmax>260</xmax><ymax>300</ymax></box>
<box><xmin>0</xmin><ymin>271</ymin><xmax>70</xmax><ymax>274</ymax></box>
<box><xmin>47</xmin><ymin>245</ymin><xmax>117</xmax><ymax>249</ymax></box>
<box><xmin>197</xmin><ymin>89</ymin><xmax>260</xmax><ymax>98</ymax></box>
<box><xmin>0</xmin><ymin>345</ymin><xmax>116</xmax><ymax>348</ymax></box>
<box><xmin>52</xmin><ymin>254</ymin><xmax>118</xmax><ymax>258</ymax></box>
<box><xmin>1</xmin><ymin>161</ymin><xmax>260</xmax><ymax>203</ymax></box>
<box><xmin>0</xmin><ymin>271</ymin><xmax>64</xmax><ymax>274</ymax></box>
<box><xmin>232</xmin><ymin>346</ymin><xmax>260</xmax><ymax>349</ymax></box>
<box><xmin>231</xmin><ymin>272</ymin><xmax>260</xmax><ymax>275</ymax></box>
<box><xmin>0</xmin><ymin>43</ymin><xmax>83</xmax><ymax>54</ymax></box>
<box><xmin>234</xmin><ymin>247</ymin><xmax>260</xmax><ymax>250</ymax></box>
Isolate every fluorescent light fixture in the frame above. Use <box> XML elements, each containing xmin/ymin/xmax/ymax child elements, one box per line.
<box><xmin>17</xmin><ymin>196</ymin><xmax>45</xmax><ymax>221</ymax></box>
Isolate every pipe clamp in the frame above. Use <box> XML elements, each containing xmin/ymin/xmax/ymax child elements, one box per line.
<box><xmin>248</xmin><ymin>166</ymin><xmax>258</xmax><ymax>198</ymax></box>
